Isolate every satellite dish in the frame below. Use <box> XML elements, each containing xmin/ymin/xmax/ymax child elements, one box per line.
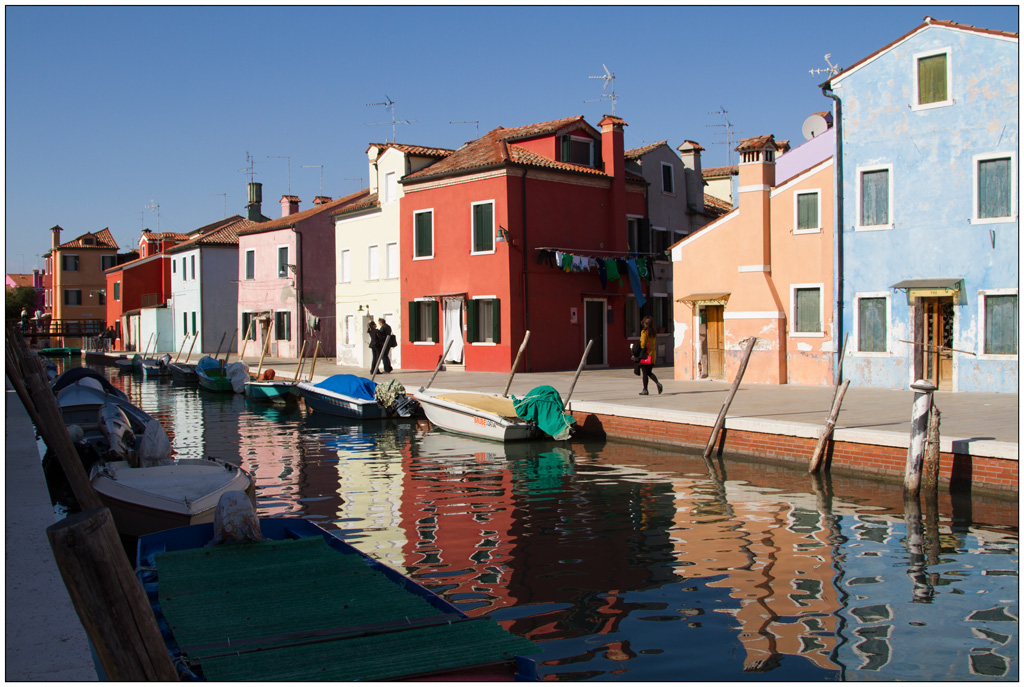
<box><xmin>802</xmin><ymin>114</ymin><xmax>828</xmax><ymax>140</ymax></box>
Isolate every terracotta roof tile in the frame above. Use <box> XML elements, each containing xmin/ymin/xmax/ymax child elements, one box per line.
<box><xmin>58</xmin><ymin>227</ymin><xmax>119</xmax><ymax>250</ymax></box>
<box><xmin>238</xmin><ymin>188</ymin><xmax>371</xmax><ymax>235</ymax></box>
<box><xmin>735</xmin><ymin>135</ymin><xmax>777</xmax><ymax>152</ymax></box>
<box><xmin>703</xmin><ymin>193</ymin><xmax>733</xmax><ymax>215</ymax></box>
<box><xmin>7</xmin><ymin>274</ymin><xmax>35</xmax><ymax>288</ymax></box>
<box><xmin>143</xmin><ymin>231</ymin><xmax>192</xmax><ymax>242</ymax></box>
<box><xmin>330</xmin><ymin>192</ymin><xmax>380</xmax><ymax>219</ymax></box>
<box><xmin>702</xmin><ymin>165</ymin><xmax>738</xmax><ymax>178</ymax></box>
<box><xmin>625</xmin><ymin>141</ymin><xmax>669</xmax><ymax>160</ymax></box>
<box><xmin>166</xmin><ymin>216</ymin><xmax>259</xmax><ymax>253</ymax></box>
<box><xmin>368</xmin><ymin>142</ymin><xmax>455</xmax><ymax>158</ymax></box>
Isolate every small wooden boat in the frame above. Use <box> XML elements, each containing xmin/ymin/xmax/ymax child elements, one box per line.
<box><xmin>115</xmin><ymin>354</ymin><xmax>138</xmax><ymax>374</ymax></box>
<box><xmin>244</xmin><ymin>375</ymin><xmax>297</xmax><ymax>402</ymax></box>
<box><xmin>142</xmin><ymin>353</ymin><xmax>172</xmax><ymax>378</ymax></box>
<box><xmin>195</xmin><ymin>356</ymin><xmax>235</xmax><ymax>393</ymax></box>
<box><xmin>412</xmin><ymin>387</ymin><xmax>541</xmax><ymax>442</ymax></box>
<box><xmin>90</xmin><ymin>458</ymin><xmax>254</xmax><ymax>537</ymax></box>
<box><xmin>38</xmin><ymin>347</ymin><xmax>81</xmax><ymax>357</ymax></box>
<box><xmin>135</xmin><ymin>516</ymin><xmax>540</xmax><ymax>681</ymax></box>
<box><xmin>168</xmin><ymin>362</ymin><xmax>198</xmax><ymax>382</ymax></box>
<box><xmin>297</xmin><ymin>374</ymin><xmax>416</xmax><ymax>419</ymax></box>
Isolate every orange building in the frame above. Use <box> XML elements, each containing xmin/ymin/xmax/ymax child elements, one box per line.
<box><xmin>42</xmin><ymin>225</ymin><xmax>119</xmax><ymax>343</ymax></box>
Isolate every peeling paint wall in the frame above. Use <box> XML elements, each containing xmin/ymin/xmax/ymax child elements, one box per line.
<box><xmin>833</xmin><ymin>24</ymin><xmax>1018</xmax><ymax>392</ymax></box>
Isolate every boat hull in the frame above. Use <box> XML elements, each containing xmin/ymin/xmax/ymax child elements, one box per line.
<box><xmin>244</xmin><ymin>380</ymin><xmax>297</xmax><ymax>402</ymax></box>
<box><xmin>297</xmin><ymin>382</ymin><xmax>386</xmax><ymax>418</ymax></box>
<box><xmin>168</xmin><ymin>363</ymin><xmax>198</xmax><ymax>382</ymax></box>
<box><xmin>413</xmin><ymin>388</ymin><xmax>538</xmax><ymax>442</ymax></box>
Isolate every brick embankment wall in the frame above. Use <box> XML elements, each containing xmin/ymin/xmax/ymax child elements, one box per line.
<box><xmin>571</xmin><ymin>411</ymin><xmax>1018</xmax><ymax>495</ymax></box>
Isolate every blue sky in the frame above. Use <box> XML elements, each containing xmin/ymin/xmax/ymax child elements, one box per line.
<box><xmin>5</xmin><ymin>5</ymin><xmax>1018</xmax><ymax>274</ymax></box>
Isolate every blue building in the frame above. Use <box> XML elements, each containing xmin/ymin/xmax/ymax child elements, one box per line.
<box><xmin>825</xmin><ymin>17</ymin><xmax>1018</xmax><ymax>392</ymax></box>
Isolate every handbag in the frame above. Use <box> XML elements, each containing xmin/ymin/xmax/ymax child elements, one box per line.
<box><xmin>640</xmin><ymin>354</ymin><xmax>653</xmax><ymax>366</ymax></box>
<box><xmin>387</xmin><ymin>334</ymin><xmax>397</xmax><ymax>348</ymax></box>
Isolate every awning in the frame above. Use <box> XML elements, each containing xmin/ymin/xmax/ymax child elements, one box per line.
<box><xmin>677</xmin><ymin>292</ymin><xmax>730</xmax><ymax>306</ymax></box>
<box><xmin>891</xmin><ymin>278</ymin><xmax>962</xmax><ymax>299</ymax></box>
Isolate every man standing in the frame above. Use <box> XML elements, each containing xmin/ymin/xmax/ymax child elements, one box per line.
<box><xmin>377</xmin><ymin>317</ymin><xmax>394</xmax><ymax>373</ymax></box>
<box><xmin>367</xmin><ymin>320</ymin><xmax>382</xmax><ymax>373</ymax></box>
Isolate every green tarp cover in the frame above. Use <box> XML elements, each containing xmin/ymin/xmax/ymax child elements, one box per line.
<box><xmin>512</xmin><ymin>384</ymin><xmax>575</xmax><ymax>440</ymax></box>
<box><xmin>155</xmin><ymin>537</ymin><xmax>538</xmax><ymax>681</ymax></box>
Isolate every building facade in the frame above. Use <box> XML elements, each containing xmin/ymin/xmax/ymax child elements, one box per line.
<box><xmin>43</xmin><ymin>225</ymin><xmax>118</xmax><ymax>343</ymax></box>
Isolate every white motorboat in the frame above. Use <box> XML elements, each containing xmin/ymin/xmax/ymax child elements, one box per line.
<box><xmin>411</xmin><ymin>387</ymin><xmax>541</xmax><ymax>442</ymax></box>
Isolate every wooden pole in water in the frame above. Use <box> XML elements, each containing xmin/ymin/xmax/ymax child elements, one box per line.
<box><xmin>702</xmin><ymin>336</ymin><xmax>756</xmax><ymax>460</ymax></box>
<box><xmin>503</xmin><ymin>330</ymin><xmax>531</xmax><ymax>398</ymax></box>
<box><xmin>424</xmin><ymin>340</ymin><xmax>454</xmax><ymax>390</ymax></box>
<box><xmin>256</xmin><ymin>320</ymin><xmax>274</xmax><ymax>379</ymax></box>
<box><xmin>808</xmin><ymin>379</ymin><xmax>851</xmax><ymax>474</ymax></box>
<box><xmin>239</xmin><ymin>319</ymin><xmax>255</xmax><ymax>361</ymax></box>
<box><xmin>173</xmin><ymin>332</ymin><xmax>188</xmax><ymax>363</ymax></box>
<box><xmin>904</xmin><ymin>379</ymin><xmax>936</xmax><ymax>496</ymax></box>
<box><xmin>563</xmin><ymin>339</ymin><xmax>594</xmax><ymax>407</ymax></box>
<box><xmin>308</xmin><ymin>341</ymin><xmax>320</xmax><ymax>381</ymax></box>
<box><xmin>142</xmin><ymin>333</ymin><xmax>154</xmax><ymax>359</ymax></box>
<box><xmin>294</xmin><ymin>342</ymin><xmax>307</xmax><ymax>382</ymax></box>
<box><xmin>46</xmin><ymin>508</ymin><xmax>179</xmax><ymax>681</ymax></box>
<box><xmin>223</xmin><ymin>329</ymin><xmax>238</xmax><ymax>365</ymax></box>
<box><xmin>923</xmin><ymin>405</ymin><xmax>941</xmax><ymax>495</ymax></box>
<box><xmin>184</xmin><ymin>331</ymin><xmax>199</xmax><ymax>363</ymax></box>
<box><xmin>213</xmin><ymin>332</ymin><xmax>226</xmax><ymax>361</ymax></box>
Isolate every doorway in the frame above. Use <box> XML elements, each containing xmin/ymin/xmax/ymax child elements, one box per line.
<box><xmin>702</xmin><ymin>305</ymin><xmax>725</xmax><ymax>379</ymax></box>
<box><xmin>919</xmin><ymin>296</ymin><xmax>955</xmax><ymax>390</ymax></box>
<box><xmin>584</xmin><ymin>299</ymin><xmax>606</xmax><ymax>367</ymax></box>
<box><xmin>442</xmin><ymin>297</ymin><xmax>465</xmax><ymax>364</ymax></box>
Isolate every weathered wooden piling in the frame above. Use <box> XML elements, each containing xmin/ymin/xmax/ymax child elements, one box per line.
<box><xmin>808</xmin><ymin>379</ymin><xmax>851</xmax><ymax>474</ymax></box>
<box><xmin>703</xmin><ymin>336</ymin><xmax>756</xmax><ymax>460</ymax></box>
<box><xmin>904</xmin><ymin>379</ymin><xmax>937</xmax><ymax>496</ymax></box>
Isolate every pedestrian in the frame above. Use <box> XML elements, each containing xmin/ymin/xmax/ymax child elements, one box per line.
<box><xmin>638</xmin><ymin>316</ymin><xmax>663</xmax><ymax>396</ymax></box>
<box><xmin>367</xmin><ymin>320</ymin><xmax>382</xmax><ymax>373</ymax></box>
<box><xmin>377</xmin><ymin>318</ymin><xmax>394</xmax><ymax>373</ymax></box>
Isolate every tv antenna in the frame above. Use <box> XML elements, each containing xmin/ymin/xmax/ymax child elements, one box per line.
<box><xmin>238</xmin><ymin>151</ymin><xmax>261</xmax><ymax>183</ymax></box>
<box><xmin>366</xmin><ymin>95</ymin><xmax>415</xmax><ymax>142</ymax></box>
<box><xmin>145</xmin><ymin>200</ymin><xmax>161</xmax><ymax>232</ymax></box>
<box><xmin>344</xmin><ymin>177</ymin><xmax>364</xmax><ymax>190</ymax></box>
<box><xmin>809</xmin><ymin>53</ymin><xmax>842</xmax><ymax>78</ymax></box>
<box><xmin>707</xmin><ymin>107</ymin><xmax>742</xmax><ymax>166</ymax></box>
<box><xmin>268</xmin><ymin>155</ymin><xmax>292</xmax><ymax>193</ymax></box>
<box><xmin>209</xmin><ymin>193</ymin><xmax>227</xmax><ymax>216</ymax></box>
<box><xmin>450</xmin><ymin>120</ymin><xmax>480</xmax><ymax>138</ymax></box>
<box><xmin>302</xmin><ymin>165</ymin><xmax>324</xmax><ymax>196</ymax></box>
<box><xmin>586</xmin><ymin>64</ymin><xmax>618</xmax><ymax>115</ymax></box>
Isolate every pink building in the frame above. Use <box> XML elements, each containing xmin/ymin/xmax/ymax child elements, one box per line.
<box><xmin>671</xmin><ymin>133</ymin><xmax>835</xmax><ymax>385</ymax></box>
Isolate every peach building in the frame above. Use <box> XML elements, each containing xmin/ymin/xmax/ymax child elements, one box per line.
<box><xmin>671</xmin><ymin>134</ymin><xmax>835</xmax><ymax>385</ymax></box>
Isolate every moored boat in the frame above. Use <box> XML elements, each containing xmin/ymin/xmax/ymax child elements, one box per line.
<box><xmin>244</xmin><ymin>375</ymin><xmax>297</xmax><ymax>402</ymax></box>
<box><xmin>297</xmin><ymin>374</ymin><xmax>417</xmax><ymax>419</ymax></box>
<box><xmin>134</xmin><ymin>513</ymin><xmax>540</xmax><ymax>681</ymax></box>
<box><xmin>195</xmin><ymin>356</ymin><xmax>246</xmax><ymax>393</ymax></box>
<box><xmin>142</xmin><ymin>353</ymin><xmax>172</xmax><ymax>378</ymax></box>
<box><xmin>168</xmin><ymin>361</ymin><xmax>198</xmax><ymax>382</ymax></box>
<box><xmin>412</xmin><ymin>385</ymin><xmax>574</xmax><ymax>443</ymax></box>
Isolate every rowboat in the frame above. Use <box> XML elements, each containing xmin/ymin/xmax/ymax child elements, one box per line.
<box><xmin>244</xmin><ymin>376</ymin><xmax>297</xmax><ymax>402</ymax></box>
<box><xmin>412</xmin><ymin>387</ymin><xmax>540</xmax><ymax>442</ymax></box>
<box><xmin>134</xmin><ymin>514</ymin><xmax>540</xmax><ymax>681</ymax></box>
<box><xmin>142</xmin><ymin>353</ymin><xmax>172</xmax><ymax>378</ymax></box>
<box><xmin>38</xmin><ymin>347</ymin><xmax>81</xmax><ymax>357</ymax></box>
<box><xmin>90</xmin><ymin>458</ymin><xmax>254</xmax><ymax>537</ymax></box>
<box><xmin>168</xmin><ymin>362</ymin><xmax>198</xmax><ymax>382</ymax></box>
<box><xmin>114</xmin><ymin>354</ymin><xmax>139</xmax><ymax>374</ymax></box>
<box><xmin>297</xmin><ymin>374</ymin><xmax>417</xmax><ymax>419</ymax></box>
<box><xmin>195</xmin><ymin>356</ymin><xmax>247</xmax><ymax>393</ymax></box>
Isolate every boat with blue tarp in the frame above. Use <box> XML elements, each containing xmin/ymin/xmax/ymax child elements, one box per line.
<box><xmin>297</xmin><ymin>374</ymin><xmax>417</xmax><ymax>419</ymax></box>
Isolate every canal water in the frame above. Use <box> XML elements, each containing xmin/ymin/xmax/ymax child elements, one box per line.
<box><xmin>46</xmin><ymin>360</ymin><xmax>1018</xmax><ymax>681</ymax></box>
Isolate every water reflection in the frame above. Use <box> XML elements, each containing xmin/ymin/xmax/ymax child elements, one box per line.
<box><xmin>66</xmin><ymin>363</ymin><xmax>1018</xmax><ymax>681</ymax></box>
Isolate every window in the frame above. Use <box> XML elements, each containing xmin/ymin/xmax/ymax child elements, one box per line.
<box><xmin>367</xmin><ymin>244</ymin><xmax>379</xmax><ymax>280</ymax></box>
<box><xmin>624</xmin><ymin>297</ymin><xmax>641</xmax><ymax>338</ymax></box>
<box><xmin>62</xmin><ymin>254</ymin><xmax>79</xmax><ymax>272</ymax></box>
<box><xmin>792</xmin><ymin>285</ymin><xmax>823</xmax><ymax>335</ymax></box>
<box><xmin>414</xmin><ymin>210</ymin><xmax>433</xmax><ymax>259</ymax></box>
<box><xmin>182</xmin><ymin>258</ymin><xmax>188</xmax><ymax>280</ymax></box>
<box><xmin>385</xmin><ymin>242</ymin><xmax>399</xmax><ymax>279</ymax></box>
<box><xmin>661</xmin><ymin>163</ymin><xmax>675</xmax><ymax>194</ymax></box>
<box><xmin>652</xmin><ymin>227</ymin><xmax>672</xmax><ymax>256</ymax></box>
<box><xmin>795</xmin><ymin>190</ymin><xmax>821</xmax><ymax>233</ymax></box>
<box><xmin>64</xmin><ymin>289</ymin><xmax>82</xmax><ymax>306</ymax></box>
<box><xmin>172</xmin><ymin>261</ymin><xmax>177</xmax><ymax>274</ymax></box>
<box><xmin>981</xmin><ymin>292</ymin><xmax>1017</xmax><ymax>356</ymax></box>
<box><xmin>383</xmin><ymin>171</ymin><xmax>397</xmax><ymax>204</ymax></box>
<box><xmin>472</xmin><ymin>201</ymin><xmax>494</xmax><ymax>254</ymax></box>
<box><xmin>190</xmin><ymin>255</ymin><xmax>195</xmax><ymax>279</ymax></box>
<box><xmin>278</xmin><ymin>247</ymin><xmax>289</xmax><ymax>278</ymax></box>
<box><xmin>914</xmin><ymin>48</ymin><xmax>951</xmax><ymax>109</ymax></box>
<box><xmin>561</xmin><ymin>135</ymin><xmax>594</xmax><ymax>167</ymax></box>
<box><xmin>974</xmin><ymin>153</ymin><xmax>1015</xmax><ymax>222</ymax></box>
<box><xmin>627</xmin><ymin>216</ymin><xmax>649</xmax><ymax>253</ymax></box>
<box><xmin>408</xmin><ymin>300</ymin><xmax>439</xmax><ymax>343</ymax></box>
<box><xmin>101</xmin><ymin>255</ymin><xmax>115</xmax><ymax>271</ymax></box>
<box><xmin>113</xmin><ymin>281</ymin><xmax>121</xmax><ymax>301</ymax></box>
<box><xmin>183</xmin><ymin>312</ymin><xmax>188</xmax><ymax>337</ymax></box>
<box><xmin>857</xmin><ymin>165</ymin><xmax>892</xmax><ymax>230</ymax></box>
<box><xmin>242</xmin><ymin>312</ymin><xmax>257</xmax><ymax>341</ymax></box>
<box><xmin>339</xmin><ymin>249</ymin><xmax>351</xmax><ymax>283</ymax></box>
<box><xmin>275</xmin><ymin>311</ymin><xmax>291</xmax><ymax>341</ymax></box>
<box><xmin>191</xmin><ymin>312</ymin><xmax>196</xmax><ymax>336</ymax></box>
<box><xmin>245</xmin><ymin>250</ymin><xmax>255</xmax><ymax>280</ymax></box>
<box><xmin>467</xmin><ymin>298</ymin><xmax>500</xmax><ymax>343</ymax></box>
<box><xmin>97</xmin><ymin>291</ymin><xmax>105</xmax><ymax>306</ymax></box>
<box><xmin>855</xmin><ymin>294</ymin><xmax>888</xmax><ymax>353</ymax></box>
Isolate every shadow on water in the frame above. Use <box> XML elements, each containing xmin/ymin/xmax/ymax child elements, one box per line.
<box><xmin>37</xmin><ymin>361</ymin><xmax>1019</xmax><ymax>682</ymax></box>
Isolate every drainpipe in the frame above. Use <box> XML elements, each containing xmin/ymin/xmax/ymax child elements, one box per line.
<box><xmin>292</xmin><ymin>227</ymin><xmax>303</xmax><ymax>359</ymax></box>
<box><xmin>521</xmin><ymin>169</ymin><xmax>530</xmax><ymax>371</ymax></box>
<box><xmin>821</xmin><ymin>82</ymin><xmax>844</xmax><ymax>384</ymax></box>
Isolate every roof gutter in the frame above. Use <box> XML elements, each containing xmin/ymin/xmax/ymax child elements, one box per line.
<box><xmin>821</xmin><ymin>80</ymin><xmax>844</xmax><ymax>384</ymax></box>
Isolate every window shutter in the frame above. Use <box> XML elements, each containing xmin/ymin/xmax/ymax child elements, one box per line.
<box><xmin>639</xmin><ymin>218</ymin><xmax>651</xmax><ymax>254</ymax></box>
<box><xmin>560</xmin><ymin>135</ymin><xmax>570</xmax><ymax>162</ymax></box>
<box><xmin>918</xmin><ymin>54</ymin><xmax>947</xmax><ymax>104</ymax></box>
<box><xmin>408</xmin><ymin>301</ymin><xmax>419</xmax><ymax>342</ymax></box>
<box><xmin>861</xmin><ymin>170</ymin><xmax>889</xmax><ymax>226</ymax></box>
<box><xmin>428</xmin><ymin>301</ymin><xmax>439</xmax><ymax>342</ymax></box>
<box><xmin>491</xmin><ymin>299</ymin><xmax>501</xmax><ymax>343</ymax></box>
<box><xmin>798</xmin><ymin>193</ymin><xmax>818</xmax><ymax>229</ymax></box>
<box><xmin>466</xmin><ymin>300</ymin><xmax>478</xmax><ymax>343</ymax></box>
<box><xmin>979</xmin><ymin>158</ymin><xmax>1011</xmax><ymax>219</ymax></box>
<box><xmin>795</xmin><ymin>288</ymin><xmax>821</xmax><ymax>333</ymax></box>
<box><xmin>858</xmin><ymin>298</ymin><xmax>886</xmax><ymax>352</ymax></box>
<box><xmin>985</xmin><ymin>295</ymin><xmax>1018</xmax><ymax>355</ymax></box>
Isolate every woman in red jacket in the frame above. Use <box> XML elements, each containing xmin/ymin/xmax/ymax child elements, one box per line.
<box><xmin>638</xmin><ymin>316</ymin><xmax>663</xmax><ymax>396</ymax></box>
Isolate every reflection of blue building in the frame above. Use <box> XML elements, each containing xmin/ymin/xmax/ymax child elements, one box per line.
<box><xmin>825</xmin><ymin>18</ymin><xmax>1018</xmax><ymax>392</ymax></box>
<box><xmin>833</xmin><ymin>513</ymin><xmax>1018</xmax><ymax>679</ymax></box>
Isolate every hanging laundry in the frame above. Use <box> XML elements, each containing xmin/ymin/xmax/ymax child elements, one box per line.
<box><xmin>536</xmin><ymin>249</ymin><xmax>556</xmax><ymax>267</ymax></box>
<box><xmin>597</xmin><ymin>260</ymin><xmax>608</xmax><ymax>288</ymax></box>
<box><xmin>604</xmin><ymin>258</ymin><xmax>620</xmax><ymax>282</ymax></box>
<box><xmin>561</xmin><ymin>252</ymin><xmax>573</xmax><ymax>272</ymax></box>
<box><xmin>626</xmin><ymin>259</ymin><xmax>646</xmax><ymax>309</ymax></box>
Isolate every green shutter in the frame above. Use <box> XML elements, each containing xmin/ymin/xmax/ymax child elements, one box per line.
<box><xmin>473</xmin><ymin>203</ymin><xmax>493</xmax><ymax>252</ymax></box>
<box><xmin>918</xmin><ymin>53</ymin><xmax>947</xmax><ymax>105</ymax></box>
<box><xmin>491</xmin><ymin>298</ymin><xmax>501</xmax><ymax>343</ymax></box>
<box><xmin>428</xmin><ymin>301</ymin><xmax>439</xmax><ymax>342</ymax></box>
<box><xmin>985</xmin><ymin>295</ymin><xmax>1017</xmax><ymax>355</ymax></box>
<box><xmin>858</xmin><ymin>297</ymin><xmax>886</xmax><ymax>353</ymax></box>
<box><xmin>408</xmin><ymin>301</ymin><xmax>419</xmax><ymax>342</ymax></box>
<box><xmin>797</xmin><ymin>193</ymin><xmax>818</xmax><ymax>230</ymax></box>
<box><xmin>560</xmin><ymin>135</ymin><xmax>570</xmax><ymax>162</ymax></box>
<box><xmin>979</xmin><ymin>158</ymin><xmax>1011</xmax><ymax>219</ymax></box>
<box><xmin>795</xmin><ymin>288</ymin><xmax>821</xmax><ymax>333</ymax></box>
<box><xmin>861</xmin><ymin>170</ymin><xmax>889</xmax><ymax>226</ymax></box>
<box><xmin>466</xmin><ymin>299</ymin><xmax>478</xmax><ymax>343</ymax></box>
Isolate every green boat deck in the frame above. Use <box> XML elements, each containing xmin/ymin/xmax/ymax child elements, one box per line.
<box><xmin>155</xmin><ymin>536</ymin><xmax>538</xmax><ymax>680</ymax></box>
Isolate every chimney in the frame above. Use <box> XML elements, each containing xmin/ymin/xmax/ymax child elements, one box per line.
<box><xmin>735</xmin><ymin>135</ymin><xmax>778</xmax><ymax>266</ymax></box>
<box><xmin>247</xmin><ymin>182</ymin><xmax>264</xmax><ymax>222</ymax></box>
<box><xmin>50</xmin><ymin>225</ymin><xmax>62</xmax><ymax>250</ymax></box>
<box><xmin>281</xmin><ymin>195</ymin><xmax>301</xmax><ymax>217</ymax></box>
<box><xmin>599</xmin><ymin>115</ymin><xmax>627</xmax><ymax>239</ymax></box>
<box><xmin>677</xmin><ymin>140</ymin><xmax>705</xmax><ymax>215</ymax></box>
<box><xmin>313</xmin><ymin>195</ymin><xmax>332</xmax><ymax>206</ymax></box>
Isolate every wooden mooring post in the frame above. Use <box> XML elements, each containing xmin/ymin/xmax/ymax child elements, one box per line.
<box><xmin>904</xmin><ymin>379</ymin><xmax>937</xmax><ymax>496</ymax></box>
<box><xmin>808</xmin><ymin>379</ymin><xmax>851</xmax><ymax>474</ymax></box>
<box><xmin>702</xmin><ymin>336</ymin><xmax>756</xmax><ymax>460</ymax></box>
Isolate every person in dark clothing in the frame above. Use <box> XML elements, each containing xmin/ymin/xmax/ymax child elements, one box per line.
<box><xmin>638</xmin><ymin>316</ymin><xmax>663</xmax><ymax>396</ymax></box>
<box><xmin>377</xmin><ymin>318</ymin><xmax>394</xmax><ymax>373</ymax></box>
<box><xmin>367</xmin><ymin>320</ymin><xmax>383</xmax><ymax>373</ymax></box>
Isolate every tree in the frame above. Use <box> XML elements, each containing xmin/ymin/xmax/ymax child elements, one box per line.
<box><xmin>6</xmin><ymin>287</ymin><xmax>39</xmax><ymax>324</ymax></box>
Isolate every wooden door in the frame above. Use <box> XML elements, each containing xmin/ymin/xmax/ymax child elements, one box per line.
<box><xmin>704</xmin><ymin>305</ymin><xmax>725</xmax><ymax>379</ymax></box>
<box><xmin>584</xmin><ymin>300</ymin><xmax>606</xmax><ymax>367</ymax></box>
<box><xmin>921</xmin><ymin>297</ymin><xmax>954</xmax><ymax>390</ymax></box>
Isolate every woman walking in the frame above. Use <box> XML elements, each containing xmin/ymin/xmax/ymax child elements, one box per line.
<box><xmin>638</xmin><ymin>316</ymin><xmax>663</xmax><ymax>396</ymax></box>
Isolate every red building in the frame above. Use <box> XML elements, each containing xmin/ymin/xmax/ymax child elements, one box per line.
<box><xmin>399</xmin><ymin>115</ymin><xmax>649</xmax><ymax>373</ymax></box>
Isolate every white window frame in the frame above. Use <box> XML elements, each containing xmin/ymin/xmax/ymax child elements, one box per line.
<box><xmin>339</xmin><ymin>248</ymin><xmax>351</xmax><ymax>283</ymax></box>
<box><xmin>383</xmin><ymin>171</ymin><xmax>397</xmax><ymax>204</ymax></box>
<box><xmin>277</xmin><ymin>245</ymin><xmax>289</xmax><ymax>278</ymax></box>
<box><xmin>852</xmin><ymin>291</ymin><xmax>890</xmax><ymax>357</ymax></box>
<box><xmin>972</xmin><ymin>151</ymin><xmax>1017</xmax><ymax>224</ymax></box>
<box><xmin>385</xmin><ymin>241</ymin><xmax>399</xmax><ymax>279</ymax></box>
<box><xmin>244</xmin><ymin>249</ymin><xmax>255</xmax><ymax>280</ymax></box>
<box><xmin>912</xmin><ymin>46</ymin><xmax>953</xmax><ymax>111</ymax></box>
<box><xmin>470</xmin><ymin>200</ymin><xmax>496</xmax><ymax>256</ymax></box>
<box><xmin>790</xmin><ymin>283</ymin><xmax>825</xmax><ymax>337</ymax></box>
<box><xmin>113</xmin><ymin>281</ymin><xmax>121</xmax><ymax>302</ymax></box>
<box><xmin>568</xmin><ymin>135</ymin><xmax>594</xmax><ymax>167</ymax></box>
<box><xmin>978</xmin><ymin>288</ymin><xmax>1018</xmax><ymax>359</ymax></box>
<box><xmin>855</xmin><ymin>164</ymin><xmax>894</xmax><ymax>231</ymax></box>
<box><xmin>413</xmin><ymin>209</ymin><xmax>434</xmax><ymax>260</ymax></box>
<box><xmin>469</xmin><ymin>295</ymin><xmax>498</xmax><ymax>346</ymax></box>
<box><xmin>661</xmin><ymin>162</ymin><xmax>675</xmax><ymax>195</ymax></box>
<box><xmin>793</xmin><ymin>189</ymin><xmax>822</xmax><ymax>234</ymax></box>
<box><xmin>367</xmin><ymin>244</ymin><xmax>380</xmax><ymax>281</ymax></box>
